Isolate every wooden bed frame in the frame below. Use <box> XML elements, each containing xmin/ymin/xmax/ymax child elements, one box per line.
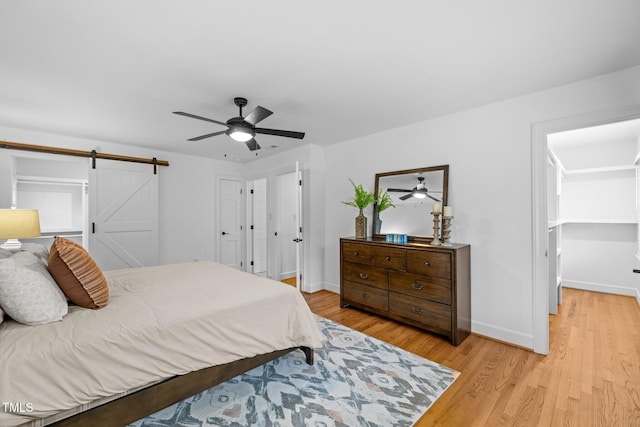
<box><xmin>49</xmin><ymin>346</ymin><xmax>314</xmax><ymax>426</ymax></box>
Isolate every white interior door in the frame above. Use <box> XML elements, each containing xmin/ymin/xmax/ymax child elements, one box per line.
<box><xmin>89</xmin><ymin>159</ymin><xmax>158</xmax><ymax>271</ymax></box>
<box><xmin>294</xmin><ymin>162</ymin><xmax>303</xmax><ymax>290</ymax></box>
<box><xmin>277</xmin><ymin>171</ymin><xmax>298</xmax><ymax>282</ymax></box>
<box><xmin>250</xmin><ymin>178</ymin><xmax>267</xmax><ymax>276</ymax></box>
<box><xmin>218</xmin><ymin>177</ymin><xmax>243</xmax><ymax>270</ymax></box>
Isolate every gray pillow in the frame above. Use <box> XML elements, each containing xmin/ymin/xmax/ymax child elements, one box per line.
<box><xmin>0</xmin><ymin>252</ymin><xmax>68</xmax><ymax>325</ymax></box>
<box><xmin>19</xmin><ymin>243</ymin><xmax>50</xmax><ymax>265</ymax></box>
<box><xmin>0</xmin><ymin>306</ymin><xmax>4</xmax><ymax>325</ymax></box>
<box><xmin>0</xmin><ymin>248</ymin><xmax>12</xmax><ymax>260</ymax></box>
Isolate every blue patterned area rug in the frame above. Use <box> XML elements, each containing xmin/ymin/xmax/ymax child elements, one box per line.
<box><xmin>129</xmin><ymin>316</ymin><xmax>459</xmax><ymax>427</ymax></box>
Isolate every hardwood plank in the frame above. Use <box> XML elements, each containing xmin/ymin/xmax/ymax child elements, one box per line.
<box><xmin>303</xmin><ymin>288</ymin><xmax>640</xmax><ymax>427</ymax></box>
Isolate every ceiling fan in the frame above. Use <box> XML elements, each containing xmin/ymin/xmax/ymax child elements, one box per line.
<box><xmin>387</xmin><ymin>177</ymin><xmax>441</xmax><ymax>202</ymax></box>
<box><xmin>173</xmin><ymin>97</ymin><xmax>305</xmax><ymax>151</ymax></box>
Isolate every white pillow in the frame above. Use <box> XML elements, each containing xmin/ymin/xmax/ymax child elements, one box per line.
<box><xmin>0</xmin><ymin>252</ymin><xmax>68</xmax><ymax>325</ymax></box>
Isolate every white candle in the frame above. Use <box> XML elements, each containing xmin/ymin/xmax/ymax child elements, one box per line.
<box><xmin>443</xmin><ymin>206</ymin><xmax>453</xmax><ymax>217</ymax></box>
<box><xmin>432</xmin><ymin>203</ymin><xmax>441</xmax><ymax>213</ymax></box>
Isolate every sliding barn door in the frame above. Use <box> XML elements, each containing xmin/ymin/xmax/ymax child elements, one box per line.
<box><xmin>89</xmin><ymin>160</ymin><xmax>159</xmax><ymax>271</ymax></box>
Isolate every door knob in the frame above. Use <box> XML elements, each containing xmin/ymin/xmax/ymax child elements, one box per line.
<box><xmin>221</xmin><ymin>231</ymin><xmax>228</xmax><ymax>235</ymax></box>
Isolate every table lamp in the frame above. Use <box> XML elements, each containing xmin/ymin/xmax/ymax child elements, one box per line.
<box><xmin>0</xmin><ymin>209</ymin><xmax>41</xmax><ymax>250</ymax></box>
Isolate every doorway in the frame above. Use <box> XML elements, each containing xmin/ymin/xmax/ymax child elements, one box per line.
<box><xmin>276</xmin><ymin>171</ymin><xmax>299</xmax><ymax>285</ymax></box>
<box><xmin>246</xmin><ymin>164</ymin><xmax>303</xmax><ymax>289</ymax></box>
<box><xmin>531</xmin><ymin>105</ymin><xmax>640</xmax><ymax>355</ymax></box>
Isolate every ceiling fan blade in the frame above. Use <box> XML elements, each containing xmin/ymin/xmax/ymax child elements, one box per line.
<box><xmin>399</xmin><ymin>193</ymin><xmax>413</xmax><ymax>201</ymax></box>
<box><xmin>173</xmin><ymin>111</ymin><xmax>229</xmax><ymax>127</ymax></box>
<box><xmin>386</xmin><ymin>188</ymin><xmax>412</xmax><ymax>192</ymax></box>
<box><xmin>244</xmin><ymin>138</ymin><xmax>261</xmax><ymax>151</ymax></box>
<box><xmin>244</xmin><ymin>106</ymin><xmax>273</xmax><ymax>126</ymax></box>
<box><xmin>255</xmin><ymin>127</ymin><xmax>305</xmax><ymax>139</ymax></box>
<box><xmin>427</xmin><ymin>194</ymin><xmax>441</xmax><ymax>202</ymax></box>
<box><xmin>187</xmin><ymin>130</ymin><xmax>227</xmax><ymax>141</ymax></box>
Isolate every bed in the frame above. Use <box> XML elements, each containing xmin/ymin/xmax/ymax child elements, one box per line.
<box><xmin>0</xmin><ymin>246</ymin><xmax>323</xmax><ymax>427</ymax></box>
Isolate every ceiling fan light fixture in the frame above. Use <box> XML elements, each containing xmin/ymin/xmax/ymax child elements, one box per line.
<box><xmin>412</xmin><ymin>191</ymin><xmax>427</xmax><ymax>199</ymax></box>
<box><xmin>228</xmin><ymin>126</ymin><xmax>255</xmax><ymax>142</ymax></box>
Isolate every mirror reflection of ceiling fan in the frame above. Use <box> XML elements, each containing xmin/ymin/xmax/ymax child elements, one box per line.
<box><xmin>387</xmin><ymin>177</ymin><xmax>442</xmax><ymax>202</ymax></box>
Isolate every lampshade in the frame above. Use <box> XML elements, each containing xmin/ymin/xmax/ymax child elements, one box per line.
<box><xmin>0</xmin><ymin>209</ymin><xmax>41</xmax><ymax>239</ymax></box>
<box><xmin>228</xmin><ymin>126</ymin><xmax>255</xmax><ymax>142</ymax></box>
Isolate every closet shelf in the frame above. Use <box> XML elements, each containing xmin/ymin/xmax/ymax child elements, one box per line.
<box><xmin>563</xmin><ymin>165</ymin><xmax>635</xmax><ymax>176</ymax></box>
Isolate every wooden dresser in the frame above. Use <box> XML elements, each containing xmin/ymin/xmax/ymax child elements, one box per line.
<box><xmin>340</xmin><ymin>237</ymin><xmax>471</xmax><ymax>345</ymax></box>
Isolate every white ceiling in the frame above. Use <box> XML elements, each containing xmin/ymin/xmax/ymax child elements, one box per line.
<box><xmin>1</xmin><ymin>1</ymin><xmax>640</xmax><ymax>162</ymax></box>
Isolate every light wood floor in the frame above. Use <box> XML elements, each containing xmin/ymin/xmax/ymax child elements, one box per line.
<box><xmin>281</xmin><ymin>277</ymin><xmax>297</xmax><ymax>287</ymax></box>
<box><xmin>302</xmin><ymin>288</ymin><xmax>640</xmax><ymax>427</ymax></box>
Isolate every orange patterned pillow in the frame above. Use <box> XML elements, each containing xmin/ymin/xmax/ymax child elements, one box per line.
<box><xmin>48</xmin><ymin>237</ymin><xmax>109</xmax><ymax>309</ymax></box>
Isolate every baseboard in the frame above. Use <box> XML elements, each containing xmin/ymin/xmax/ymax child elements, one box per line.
<box><xmin>303</xmin><ymin>281</ymin><xmax>337</xmax><ymax>294</ymax></box>
<box><xmin>280</xmin><ymin>271</ymin><xmax>296</xmax><ymax>280</ymax></box>
<box><xmin>471</xmin><ymin>320</ymin><xmax>533</xmax><ymax>350</ymax></box>
<box><xmin>304</xmin><ymin>282</ymin><xmax>339</xmax><ymax>294</ymax></box>
<box><xmin>563</xmin><ymin>280</ymin><xmax>640</xmax><ymax>304</ymax></box>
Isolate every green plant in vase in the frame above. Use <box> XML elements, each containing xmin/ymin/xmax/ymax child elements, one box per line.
<box><xmin>374</xmin><ymin>190</ymin><xmax>395</xmax><ymax>234</ymax></box>
<box><xmin>342</xmin><ymin>179</ymin><xmax>375</xmax><ymax>239</ymax></box>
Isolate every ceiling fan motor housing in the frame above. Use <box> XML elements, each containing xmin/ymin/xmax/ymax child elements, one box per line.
<box><xmin>234</xmin><ymin>97</ymin><xmax>248</xmax><ymax>109</ymax></box>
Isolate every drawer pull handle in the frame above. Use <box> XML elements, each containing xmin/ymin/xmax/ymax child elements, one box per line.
<box><xmin>411</xmin><ymin>282</ymin><xmax>425</xmax><ymax>290</ymax></box>
<box><xmin>354</xmin><ymin>251</ymin><xmax>359</xmax><ymax>256</ymax></box>
<box><xmin>359</xmin><ymin>273</ymin><xmax>369</xmax><ymax>279</ymax></box>
<box><xmin>362</xmin><ymin>292</ymin><xmax>370</xmax><ymax>299</ymax></box>
<box><xmin>424</xmin><ymin>261</ymin><xmax>430</xmax><ymax>267</ymax></box>
<box><xmin>411</xmin><ymin>307</ymin><xmax>425</xmax><ymax>315</ymax></box>
<box><xmin>385</xmin><ymin>256</ymin><xmax>391</xmax><ymax>261</ymax></box>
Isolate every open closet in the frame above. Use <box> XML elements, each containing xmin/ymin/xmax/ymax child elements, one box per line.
<box><xmin>547</xmin><ymin>118</ymin><xmax>640</xmax><ymax>313</ymax></box>
<box><xmin>12</xmin><ymin>155</ymin><xmax>89</xmax><ymax>248</ymax></box>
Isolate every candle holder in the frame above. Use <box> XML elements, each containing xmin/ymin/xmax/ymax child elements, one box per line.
<box><xmin>430</xmin><ymin>212</ymin><xmax>442</xmax><ymax>246</ymax></box>
<box><xmin>442</xmin><ymin>216</ymin><xmax>454</xmax><ymax>247</ymax></box>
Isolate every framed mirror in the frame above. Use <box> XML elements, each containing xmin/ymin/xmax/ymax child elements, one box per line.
<box><xmin>372</xmin><ymin>165</ymin><xmax>449</xmax><ymax>240</ymax></box>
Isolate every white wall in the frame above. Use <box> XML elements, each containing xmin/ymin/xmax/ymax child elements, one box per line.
<box><xmin>0</xmin><ymin>126</ymin><xmax>243</xmax><ymax>265</ymax></box>
<box><xmin>562</xmin><ymin>224</ymin><xmax>638</xmax><ymax>298</ymax></box>
<box><xmin>323</xmin><ymin>65</ymin><xmax>640</xmax><ymax>348</ymax></box>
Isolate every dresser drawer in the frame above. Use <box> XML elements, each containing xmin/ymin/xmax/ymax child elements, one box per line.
<box><xmin>407</xmin><ymin>250</ymin><xmax>451</xmax><ymax>279</ymax></box>
<box><xmin>343</xmin><ymin>262</ymin><xmax>388</xmax><ymax>289</ymax></box>
<box><xmin>373</xmin><ymin>246</ymin><xmax>406</xmax><ymax>270</ymax></box>
<box><xmin>342</xmin><ymin>242</ymin><xmax>373</xmax><ymax>265</ymax></box>
<box><xmin>389</xmin><ymin>292</ymin><xmax>451</xmax><ymax>332</ymax></box>
<box><xmin>389</xmin><ymin>272</ymin><xmax>451</xmax><ymax>305</ymax></box>
<box><xmin>343</xmin><ymin>282</ymin><xmax>388</xmax><ymax>311</ymax></box>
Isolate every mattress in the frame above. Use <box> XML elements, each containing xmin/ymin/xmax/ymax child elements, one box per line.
<box><xmin>0</xmin><ymin>261</ymin><xmax>323</xmax><ymax>426</ymax></box>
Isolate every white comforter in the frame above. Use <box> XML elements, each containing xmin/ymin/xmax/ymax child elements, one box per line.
<box><xmin>0</xmin><ymin>261</ymin><xmax>323</xmax><ymax>426</ymax></box>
